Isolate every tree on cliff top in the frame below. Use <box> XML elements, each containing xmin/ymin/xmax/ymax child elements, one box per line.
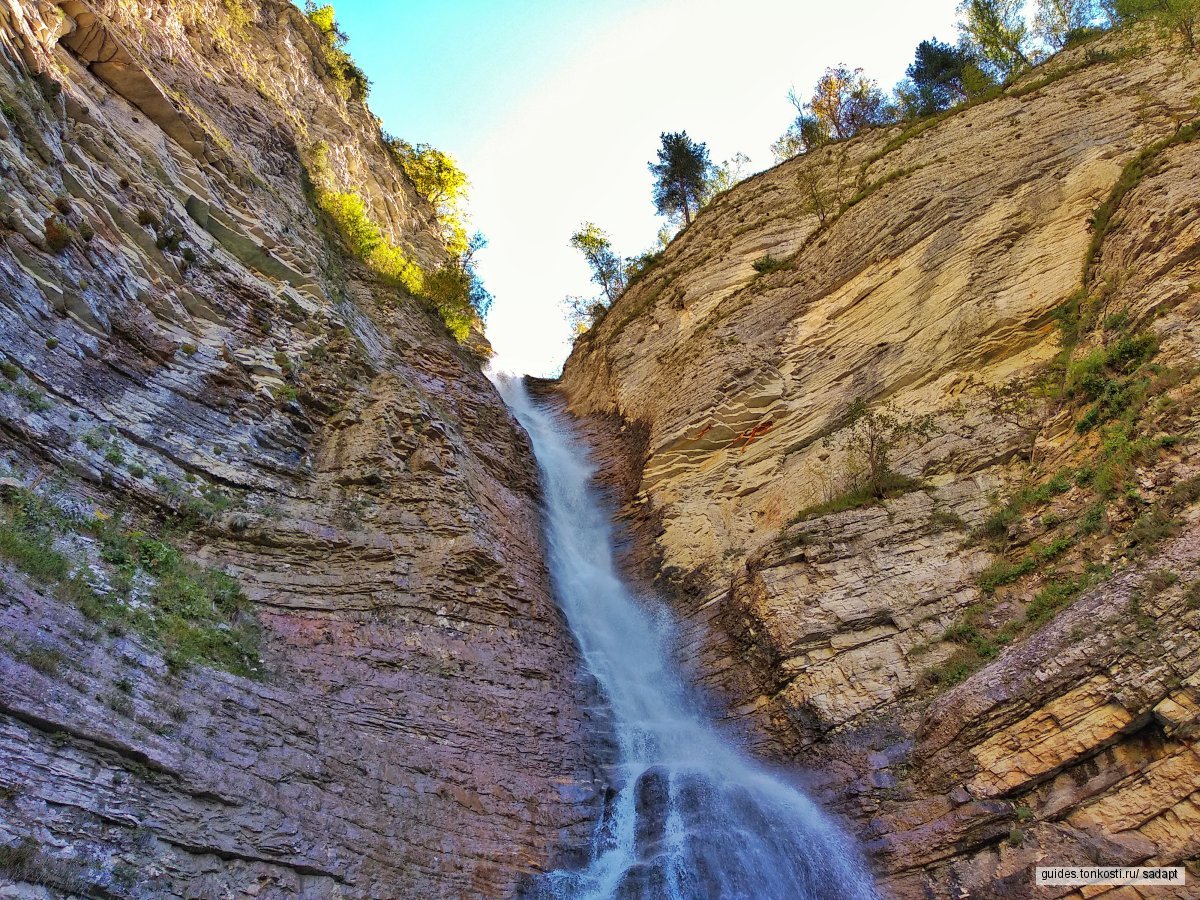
<box><xmin>303</xmin><ymin>2</ymin><xmax>370</xmax><ymax>100</ymax></box>
<box><xmin>649</xmin><ymin>131</ymin><xmax>713</xmax><ymax>227</ymax></box>
<box><xmin>957</xmin><ymin>0</ymin><xmax>1033</xmax><ymax>77</ymax></box>
<box><xmin>772</xmin><ymin>66</ymin><xmax>889</xmax><ymax>161</ymax></box>
<box><xmin>570</xmin><ymin>223</ymin><xmax>626</xmax><ymax>304</ymax></box>
<box><xmin>901</xmin><ymin>39</ymin><xmax>980</xmax><ymax>116</ymax></box>
<box><xmin>1033</xmin><ymin>0</ymin><xmax>1103</xmax><ymax>48</ymax></box>
<box><xmin>1113</xmin><ymin>0</ymin><xmax>1200</xmax><ymax>50</ymax></box>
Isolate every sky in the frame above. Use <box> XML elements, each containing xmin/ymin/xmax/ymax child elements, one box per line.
<box><xmin>326</xmin><ymin>0</ymin><xmax>961</xmax><ymax>376</ymax></box>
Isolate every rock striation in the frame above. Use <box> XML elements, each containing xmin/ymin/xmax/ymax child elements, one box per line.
<box><xmin>0</xmin><ymin>1</ymin><xmax>603</xmax><ymax>896</ymax></box>
<box><xmin>560</xmin><ymin>29</ymin><xmax>1200</xmax><ymax>897</ymax></box>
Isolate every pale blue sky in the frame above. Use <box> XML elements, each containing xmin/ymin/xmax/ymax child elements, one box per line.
<box><xmin>322</xmin><ymin>0</ymin><xmax>960</xmax><ymax>375</ymax></box>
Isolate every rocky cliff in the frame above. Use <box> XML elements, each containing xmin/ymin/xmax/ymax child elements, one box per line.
<box><xmin>560</xmin><ymin>29</ymin><xmax>1200</xmax><ymax>897</ymax></box>
<box><xmin>0</xmin><ymin>1</ymin><xmax>602</xmax><ymax>896</ymax></box>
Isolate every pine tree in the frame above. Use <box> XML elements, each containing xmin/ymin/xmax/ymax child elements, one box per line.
<box><xmin>649</xmin><ymin>132</ymin><xmax>713</xmax><ymax>227</ymax></box>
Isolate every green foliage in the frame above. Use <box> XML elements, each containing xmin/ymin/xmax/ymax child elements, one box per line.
<box><xmin>1185</xmin><ymin>579</ymin><xmax>1200</xmax><ymax>610</ymax></box>
<box><xmin>423</xmin><ymin>258</ymin><xmax>477</xmax><ymax>343</ymax></box>
<box><xmin>1112</xmin><ymin>0</ymin><xmax>1200</xmax><ymax>49</ymax></box>
<box><xmin>309</xmin><ymin>143</ymin><xmax>487</xmax><ymax>342</ymax></box>
<box><xmin>752</xmin><ymin>254</ymin><xmax>788</xmax><ymax>274</ymax></box>
<box><xmin>700</xmin><ymin>152</ymin><xmax>752</xmax><ymax>205</ymax></box>
<box><xmin>900</xmin><ymin>39</ymin><xmax>982</xmax><ymax>116</ymax></box>
<box><xmin>1025</xmin><ymin>571</ymin><xmax>1098</xmax><ymax>624</ymax></box>
<box><xmin>1065</xmin><ymin>332</ymin><xmax>1158</xmax><ymax>431</ymax></box>
<box><xmin>317</xmin><ymin>188</ymin><xmax>424</xmax><ymax>294</ymax></box>
<box><xmin>829</xmin><ymin>398</ymin><xmax>937</xmax><ymax>499</ymax></box>
<box><xmin>1035</xmin><ymin>0</ymin><xmax>1105</xmax><ymax>49</ymax></box>
<box><xmin>0</xmin><ymin>513</ymin><xmax>71</xmax><ymax>582</ymax></box>
<box><xmin>385</xmin><ymin>138</ymin><xmax>471</xmax><ymax>253</ymax></box>
<box><xmin>1</xmin><ymin>368</ymin><xmax>53</xmax><ymax>412</ymax></box>
<box><xmin>785</xmin><ymin>398</ymin><xmax>936</xmax><ymax>523</ymax></box>
<box><xmin>930</xmin><ymin>507</ymin><xmax>968</xmax><ymax>530</ymax></box>
<box><xmin>789</xmin><ymin>472</ymin><xmax>923</xmax><ymax>523</ymax></box>
<box><xmin>1126</xmin><ymin>475</ymin><xmax>1200</xmax><ymax>552</ymax></box>
<box><xmin>570</xmin><ymin>222</ymin><xmax>626</xmax><ymax>303</ymax></box>
<box><xmin>979</xmin><ymin>555</ymin><xmax>1038</xmax><ymax>592</ymax></box>
<box><xmin>957</xmin><ymin>0</ymin><xmax>1033</xmax><ymax>77</ymax></box>
<box><xmin>21</xmin><ymin>643</ymin><xmax>63</xmax><ymax>675</ymax></box>
<box><xmin>650</xmin><ymin>131</ymin><xmax>714</xmax><ymax>226</ymax></box>
<box><xmin>0</xmin><ymin>487</ymin><xmax>260</xmax><ymax>677</ymax></box>
<box><xmin>303</xmin><ymin>2</ymin><xmax>369</xmax><ymax>100</ymax></box>
<box><xmin>774</xmin><ymin>66</ymin><xmax>892</xmax><ymax>161</ymax></box>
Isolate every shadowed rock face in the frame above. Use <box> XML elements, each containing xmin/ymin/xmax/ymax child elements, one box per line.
<box><xmin>0</xmin><ymin>1</ymin><xmax>604</xmax><ymax>896</ymax></box>
<box><xmin>559</xmin><ymin>30</ymin><xmax>1200</xmax><ymax>897</ymax></box>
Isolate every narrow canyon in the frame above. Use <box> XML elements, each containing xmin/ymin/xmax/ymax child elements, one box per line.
<box><xmin>1</xmin><ymin>1</ymin><xmax>1198</xmax><ymax>898</ymax></box>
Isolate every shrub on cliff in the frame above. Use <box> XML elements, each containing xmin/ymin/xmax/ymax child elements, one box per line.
<box><xmin>318</xmin><ymin>189</ymin><xmax>424</xmax><ymax>295</ymax></box>
<box><xmin>308</xmin><ymin>143</ymin><xmax>490</xmax><ymax>342</ymax></box>
<box><xmin>304</xmin><ymin>2</ymin><xmax>370</xmax><ymax>101</ymax></box>
<box><xmin>385</xmin><ymin>138</ymin><xmax>470</xmax><ymax>255</ymax></box>
<box><xmin>422</xmin><ymin>233</ymin><xmax>492</xmax><ymax>343</ymax></box>
<box><xmin>570</xmin><ymin>222</ymin><xmax>626</xmax><ymax>304</ymax></box>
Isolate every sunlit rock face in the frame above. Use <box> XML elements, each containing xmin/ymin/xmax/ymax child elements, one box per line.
<box><xmin>560</xmin><ymin>30</ymin><xmax>1200</xmax><ymax>896</ymax></box>
<box><xmin>0</xmin><ymin>0</ymin><xmax>604</xmax><ymax>895</ymax></box>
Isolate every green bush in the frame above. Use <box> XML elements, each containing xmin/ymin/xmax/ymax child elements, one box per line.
<box><xmin>979</xmin><ymin>555</ymin><xmax>1038</xmax><ymax>593</ymax></box>
<box><xmin>304</xmin><ymin>3</ymin><xmax>369</xmax><ymax>100</ymax></box>
<box><xmin>316</xmin><ymin>189</ymin><xmax>424</xmax><ymax>295</ymax></box>
<box><xmin>0</xmin><ymin>488</ymin><xmax>260</xmax><ymax>677</ymax></box>
<box><xmin>752</xmin><ymin>254</ymin><xmax>787</xmax><ymax>274</ymax></box>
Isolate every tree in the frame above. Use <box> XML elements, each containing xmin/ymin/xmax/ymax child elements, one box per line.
<box><xmin>773</xmin><ymin>66</ymin><xmax>889</xmax><ymax>161</ymax></box>
<box><xmin>957</xmin><ymin>0</ymin><xmax>1033</xmax><ymax>78</ymax></box>
<box><xmin>701</xmin><ymin>152</ymin><xmax>752</xmax><ymax>205</ymax></box>
<box><xmin>385</xmin><ymin>138</ymin><xmax>470</xmax><ymax>254</ymax></box>
<box><xmin>796</xmin><ymin>144</ymin><xmax>851</xmax><ymax>226</ymax></box>
<box><xmin>1034</xmin><ymin>0</ymin><xmax>1101</xmax><ymax>48</ymax></box>
<box><xmin>649</xmin><ymin>131</ymin><xmax>714</xmax><ymax>227</ymax></box>
<box><xmin>808</xmin><ymin>66</ymin><xmax>891</xmax><ymax>141</ymax></box>
<box><xmin>902</xmin><ymin>39</ymin><xmax>978</xmax><ymax>115</ymax></box>
<box><xmin>562</xmin><ymin>295</ymin><xmax>608</xmax><ymax>334</ymax></box>
<box><xmin>1112</xmin><ymin>0</ymin><xmax>1200</xmax><ymax>50</ymax></box>
<box><xmin>569</xmin><ymin>222</ymin><xmax>626</xmax><ymax>304</ymax></box>
<box><xmin>424</xmin><ymin>232</ymin><xmax>492</xmax><ymax>341</ymax></box>
<box><xmin>827</xmin><ymin>398</ymin><xmax>937</xmax><ymax>499</ymax></box>
<box><xmin>303</xmin><ymin>3</ymin><xmax>369</xmax><ymax>100</ymax></box>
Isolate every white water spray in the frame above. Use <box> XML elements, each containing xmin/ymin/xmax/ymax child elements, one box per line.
<box><xmin>493</xmin><ymin>374</ymin><xmax>878</xmax><ymax>900</ymax></box>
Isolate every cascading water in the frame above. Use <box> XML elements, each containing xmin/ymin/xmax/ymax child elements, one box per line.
<box><xmin>493</xmin><ymin>374</ymin><xmax>878</xmax><ymax>900</ymax></box>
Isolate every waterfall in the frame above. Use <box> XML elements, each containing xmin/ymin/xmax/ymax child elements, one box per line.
<box><xmin>493</xmin><ymin>374</ymin><xmax>879</xmax><ymax>900</ymax></box>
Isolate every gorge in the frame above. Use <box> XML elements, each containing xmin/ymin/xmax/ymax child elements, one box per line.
<box><xmin>2</xmin><ymin>0</ymin><xmax>1200</xmax><ymax>898</ymax></box>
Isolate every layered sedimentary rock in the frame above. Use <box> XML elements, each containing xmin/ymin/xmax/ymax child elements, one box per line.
<box><xmin>560</xmin><ymin>30</ymin><xmax>1200</xmax><ymax>896</ymax></box>
<box><xmin>0</xmin><ymin>1</ymin><xmax>601</xmax><ymax>896</ymax></box>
